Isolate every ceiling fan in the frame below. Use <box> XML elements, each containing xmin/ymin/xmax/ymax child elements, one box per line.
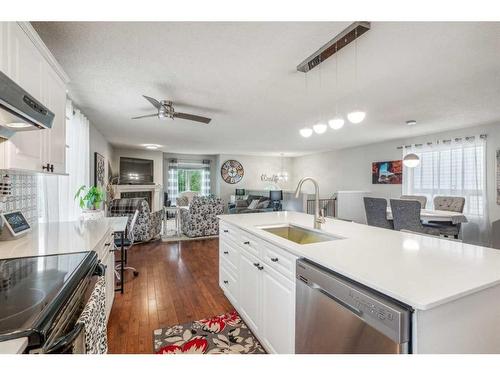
<box><xmin>132</xmin><ymin>95</ymin><xmax>211</xmax><ymax>124</ymax></box>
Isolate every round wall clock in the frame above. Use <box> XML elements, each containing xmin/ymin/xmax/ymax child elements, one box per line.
<box><xmin>221</xmin><ymin>160</ymin><xmax>244</xmax><ymax>184</ymax></box>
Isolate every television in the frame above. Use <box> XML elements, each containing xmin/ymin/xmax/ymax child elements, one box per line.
<box><xmin>119</xmin><ymin>157</ymin><xmax>154</xmax><ymax>185</ymax></box>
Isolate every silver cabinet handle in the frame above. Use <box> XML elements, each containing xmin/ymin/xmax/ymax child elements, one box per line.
<box><xmin>271</xmin><ymin>257</ymin><xmax>279</xmax><ymax>262</ymax></box>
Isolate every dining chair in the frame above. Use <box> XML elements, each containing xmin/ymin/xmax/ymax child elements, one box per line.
<box><xmin>400</xmin><ymin>195</ymin><xmax>427</xmax><ymax>209</ymax></box>
<box><xmin>363</xmin><ymin>197</ymin><xmax>393</xmax><ymax>229</ymax></box>
<box><xmin>115</xmin><ymin>209</ymin><xmax>140</xmax><ymax>280</ymax></box>
<box><xmin>390</xmin><ymin>199</ymin><xmax>440</xmax><ymax>236</ymax></box>
<box><xmin>428</xmin><ymin>196</ymin><xmax>466</xmax><ymax>239</ymax></box>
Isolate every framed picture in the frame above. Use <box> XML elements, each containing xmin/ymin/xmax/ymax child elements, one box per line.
<box><xmin>372</xmin><ymin>160</ymin><xmax>403</xmax><ymax>184</ymax></box>
<box><xmin>94</xmin><ymin>152</ymin><xmax>105</xmax><ymax>190</ymax></box>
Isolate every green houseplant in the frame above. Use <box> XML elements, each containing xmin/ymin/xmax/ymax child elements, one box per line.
<box><xmin>74</xmin><ymin>185</ymin><xmax>105</xmax><ymax>210</ymax></box>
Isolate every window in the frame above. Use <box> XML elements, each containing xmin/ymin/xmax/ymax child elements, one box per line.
<box><xmin>403</xmin><ymin>140</ymin><xmax>485</xmax><ymax>216</ymax></box>
<box><xmin>178</xmin><ymin>168</ymin><xmax>203</xmax><ymax>193</ymax></box>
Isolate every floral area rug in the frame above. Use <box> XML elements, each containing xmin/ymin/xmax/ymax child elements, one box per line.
<box><xmin>153</xmin><ymin>310</ymin><xmax>266</xmax><ymax>354</ymax></box>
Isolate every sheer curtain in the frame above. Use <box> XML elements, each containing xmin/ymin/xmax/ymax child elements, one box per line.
<box><xmin>38</xmin><ymin>100</ymin><xmax>90</xmax><ymax>222</ymax></box>
<box><xmin>403</xmin><ymin>135</ymin><xmax>490</xmax><ymax>245</ymax></box>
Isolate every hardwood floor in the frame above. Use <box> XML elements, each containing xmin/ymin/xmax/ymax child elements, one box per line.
<box><xmin>107</xmin><ymin>238</ymin><xmax>233</xmax><ymax>354</ymax></box>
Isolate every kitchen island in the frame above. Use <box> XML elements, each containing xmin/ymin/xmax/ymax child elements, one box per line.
<box><xmin>218</xmin><ymin>211</ymin><xmax>500</xmax><ymax>354</ymax></box>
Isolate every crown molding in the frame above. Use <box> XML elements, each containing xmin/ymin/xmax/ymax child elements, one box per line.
<box><xmin>17</xmin><ymin>22</ymin><xmax>70</xmax><ymax>84</ymax></box>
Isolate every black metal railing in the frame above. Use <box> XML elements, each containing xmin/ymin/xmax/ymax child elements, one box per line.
<box><xmin>306</xmin><ymin>198</ymin><xmax>336</xmax><ymax>218</ymax></box>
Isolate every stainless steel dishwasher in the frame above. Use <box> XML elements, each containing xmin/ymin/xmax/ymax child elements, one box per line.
<box><xmin>295</xmin><ymin>259</ymin><xmax>411</xmax><ymax>354</ymax></box>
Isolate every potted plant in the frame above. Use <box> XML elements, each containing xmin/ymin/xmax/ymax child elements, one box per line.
<box><xmin>74</xmin><ymin>185</ymin><xmax>105</xmax><ymax>220</ymax></box>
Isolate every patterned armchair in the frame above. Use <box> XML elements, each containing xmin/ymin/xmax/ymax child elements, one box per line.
<box><xmin>180</xmin><ymin>196</ymin><xmax>224</xmax><ymax>238</ymax></box>
<box><xmin>108</xmin><ymin>198</ymin><xmax>164</xmax><ymax>242</ymax></box>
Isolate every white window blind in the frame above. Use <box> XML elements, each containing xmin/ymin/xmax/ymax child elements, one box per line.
<box><xmin>403</xmin><ymin>135</ymin><xmax>490</xmax><ymax>245</ymax></box>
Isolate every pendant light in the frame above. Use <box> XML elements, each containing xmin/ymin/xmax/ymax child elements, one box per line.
<box><xmin>299</xmin><ymin>72</ymin><xmax>313</xmax><ymax>138</ymax></box>
<box><xmin>277</xmin><ymin>153</ymin><xmax>289</xmax><ymax>182</ymax></box>
<box><xmin>403</xmin><ymin>153</ymin><xmax>420</xmax><ymax>168</ymax></box>
<box><xmin>329</xmin><ymin>45</ymin><xmax>345</xmax><ymax>130</ymax></box>
<box><xmin>313</xmin><ymin>61</ymin><xmax>327</xmax><ymax>134</ymax></box>
<box><xmin>402</xmin><ymin>120</ymin><xmax>420</xmax><ymax>168</ymax></box>
<box><xmin>347</xmin><ymin>28</ymin><xmax>366</xmax><ymax>124</ymax></box>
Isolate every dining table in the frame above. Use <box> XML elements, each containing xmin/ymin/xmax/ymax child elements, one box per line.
<box><xmin>386</xmin><ymin>207</ymin><xmax>468</xmax><ymax>224</ymax></box>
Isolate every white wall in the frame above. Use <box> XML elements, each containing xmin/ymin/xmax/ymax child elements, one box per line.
<box><xmin>216</xmin><ymin>154</ymin><xmax>293</xmax><ymax>204</ymax></box>
<box><xmin>89</xmin><ymin>123</ymin><xmax>114</xmax><ymax>185</ymax></box>
<box><xmin>112</xmin><ymin>148</ymin><xmax>163</xmax><ymax>187</ymax></box>
<box><xmin>292</xmin><ymin>122</ymin><xmax>500</xmax><ymax>224</ymax></box>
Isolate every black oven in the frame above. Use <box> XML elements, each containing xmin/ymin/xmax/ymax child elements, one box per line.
<box><xmin>0</xmin><ymin>251</ymin><xmax>105</xmax><ymax>353</ymax></box>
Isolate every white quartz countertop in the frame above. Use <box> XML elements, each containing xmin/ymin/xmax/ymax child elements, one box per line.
<box><xmin>218</xmin><ymin>211</ymin><xmax>500</xmax><ymax>310</ymax></box>
<box><xmin>0</xmin><ymin>217</ymin><xmax>128</xmax><ymax>260</ymax></box>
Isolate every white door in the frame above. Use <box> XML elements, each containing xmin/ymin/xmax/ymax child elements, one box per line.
<box><xmin>43</xmin><ymin>63</ymin><xmax>66</xmax><ymax>174</ymax></box>
<box><xmin>261</xmin><ymin>265</ymin><xmax>295</xmax><ymax>353</ymax></box>
<box><xmin>238</xmin><ymin>249</ymin><xmax>262</xmax><ymax>334</ymax></box>
<box><xmin>4</xmin><ymin>23</ymin><xmax>45</xmax><ymax>172</ymax></box>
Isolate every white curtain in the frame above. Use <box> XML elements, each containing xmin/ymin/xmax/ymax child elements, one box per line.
<box><xmin>38</xmin><ymin>100</ymin><xmax>90</xmax><ymax>222</ymax></box>
<box><xmin>403</xmin><ymin>135</ymin><xmax>490</xmax><ymax>245</ymax></box>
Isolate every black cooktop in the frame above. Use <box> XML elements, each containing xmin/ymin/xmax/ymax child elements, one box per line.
<box><xmin>0</xmin><ymin>252</ymin><xmax>89</xmax><ymax>337</ymax></box>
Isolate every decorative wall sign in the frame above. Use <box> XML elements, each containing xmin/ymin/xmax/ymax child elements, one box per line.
<box><xmin>94</xmin><ymin>152</ymin><xmax>105</xmax><ymax>190</ymax></box>
<box><xmin>221</xmin><ymin>160</ymin><xmax>244</xmax><ymax>184</ymax></box>
<box><xmin>372</xmin><ymin>160</ymin><xmax>403</xmax><ymax>184</ymax></box>
<box><xmin>497</xmin><ymin>150</ymin><xmax>500</xmax><ymax>204</ymax></box>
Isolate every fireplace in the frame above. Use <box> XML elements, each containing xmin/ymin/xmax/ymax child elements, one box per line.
<box><xmin>120</xmin><ymin>191</ymin><xmax>152</xmax><ymax>208</ymax></box>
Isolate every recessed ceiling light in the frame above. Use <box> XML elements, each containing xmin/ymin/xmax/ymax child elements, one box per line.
<box><xmin>328</xmin><ymin>117</ymin><xmax>345</xmax><ymax>130</ymax></box>
<box><xmin>347</xmin><ymin>111</ymin><xmax>366</xmax><ymax>124</ymax></box>
<box><xmin>313</xmin><ymin>123</ymin><xmax>327</xmax><ymax>134</ymax></box>
<box><xmin>406</xmin><ymin>120</ymin><xmax>417</xmax><ymax>126</ymax></box>
<box><xmin>299</xmin><ymin>128</ymin><xmax>313</xmax><ymax>138</ymax></box>
<box><xmin>144</xmin><ymin>144</ymin><xmax>160</xmax><ymax>150</ymax></box>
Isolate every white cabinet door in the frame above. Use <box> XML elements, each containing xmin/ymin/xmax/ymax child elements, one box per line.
<box><xmin>3</xmin><ymin>22</ymin><xmax>45</xmax><ymax>172</ymax></box>
<box><xmin>43</xmin><ymin>64</ymin><xmax>66</xmax><ymax>174</ymax></box>
<box><xmin>238</xmin><ymin>249</ymin><xmax>262</xmax><ymax>334</ymax></box>
<box><xmin>261</xmin><ymin>264</ymin><xmax>296</xmax><ymax>353</ymax></box>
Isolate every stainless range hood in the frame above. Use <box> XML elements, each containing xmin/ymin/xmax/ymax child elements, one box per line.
<box><xmin>0</xmin><ymin>71</ymin><xmax>54</xmax><ymax>139</ymax></box>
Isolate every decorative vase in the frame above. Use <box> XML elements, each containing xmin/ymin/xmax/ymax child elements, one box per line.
<box><xmin>81</xmin><ymin>209</ymin><xmax>104</xmax><ymax>221</ymax></box>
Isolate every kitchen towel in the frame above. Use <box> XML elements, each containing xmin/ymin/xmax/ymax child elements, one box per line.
<box><xmin>76</xmin><ymin>276</ymin><xmax>108</xmax><ymax>354</ymax></box>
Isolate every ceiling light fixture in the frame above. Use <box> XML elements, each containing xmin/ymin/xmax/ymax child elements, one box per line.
<box><xmin>313</xmin><ymin>123</ymin><xmax>327</xmax><ymax>134</ymax></box>
<box><xmin>403</xmin><ymin>153</ymin><xmax>420</xmax><ymax>168</ymax></box>
<box><xmin>328</xmin><ymin>117</ymin><xmax>345</xmax><ymax>130</ymax></box>
<box><xmin>347</xmin><ymin>111</ymin><xmax>366</xmax><ymax>124</ymax></box>
<box><xmin>144</xmin><ymin>144</ymin><xmax>160</xmax><ymax>150</ymax></box>
<box><xmin>6</xmin><ymin>122</ymin><xmax>31</xmax><ymax>128</ymax></box>
<box><xmin>406</xmin><ymin>120</ymin><xmax>417</xmax><ymax>126</ymax></box>
<box><xmin>300</xmin><ymin>128</ymin><xmax>313</xmax><ymax>138</ymax></box>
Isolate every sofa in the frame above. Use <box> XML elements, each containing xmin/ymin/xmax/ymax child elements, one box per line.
<box><xmin>108</xmin><ymin>197</ymin><xmax>164</xmax><ymax>242</ymax></box>
<box><xmin>228</xmin><ymin>194</ymin><xmax>274</xmax><ymax>214</ymax></box>
<box><xmin>180</xmin><ymin>196</ymin><xmax>224</xmax><ymax>237</ymax></box>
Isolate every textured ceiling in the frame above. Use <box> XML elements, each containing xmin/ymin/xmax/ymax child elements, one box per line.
<box><xmin>32</xmin><ymin>22</ymin><xmax>500</xmax><ymax>156</ymax></box>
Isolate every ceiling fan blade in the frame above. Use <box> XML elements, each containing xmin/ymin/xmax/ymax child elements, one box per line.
<box><xmin>131</xmin><ymin>113</ymin><xmax>158</xmax><ymax>120</ymax></box>
<box><xmin>142</xmin><ymin>95</ymin><xmax>161</xmax><ymax>109</ymax></box>
<box><xmin>173</xmin><ymin>112</ymin><xmax>211</xmax><ymax>124</ymax></box>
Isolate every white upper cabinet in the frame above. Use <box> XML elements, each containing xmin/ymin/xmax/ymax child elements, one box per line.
<box><xmin>0</xmin><ymin>22</ymin><xmax>69</xmax><ymax>174</ymax></box>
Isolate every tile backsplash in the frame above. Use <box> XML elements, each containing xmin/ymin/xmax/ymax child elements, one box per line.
<box><xmin>0</xmin><ymin>171</ymin><xmax>38</xmax><ymax>226</ymax></box>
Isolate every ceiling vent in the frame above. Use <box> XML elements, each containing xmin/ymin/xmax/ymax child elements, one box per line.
<box><xmin>297</xmin><ymin>21</ymin><xmax>371</xmax><ymax>73</ymax></box>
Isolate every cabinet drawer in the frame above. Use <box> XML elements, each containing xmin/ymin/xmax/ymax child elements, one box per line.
<box><xmin>220</xmin><ymin>221</ymin><xmax>240</xmax><ymax>243</ymax></box>
<box><xmin>238</xmin><ymin>231</ymin><xmax>261</xmax><ymax>258</ymax></box>
<box><xmin>220</xmin><ymin>259</ymin><xmax>238</xmax><ymax>303</ymax></box>
<box><xmin>261</xmin><ymin>240</ymin><xmax>297</xmax><ymax>280</ymax></box>
<box><xmin>219</xmin><ymin>238</ymin><xmax>239</xmax><ymax>272</ymax></box>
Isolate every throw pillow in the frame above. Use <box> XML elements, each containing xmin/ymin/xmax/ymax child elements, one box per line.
<box><xmin>256</xmin><ymin>200</ymin><xmax>270</xmax><ymax>209</ymax></box>
<box><xmin>247</xmin><ymin>199</ymin><xmax>260</xmax><ymax>210</ymax></box>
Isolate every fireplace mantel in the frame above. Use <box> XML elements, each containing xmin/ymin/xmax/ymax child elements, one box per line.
<box><xmin>113</xmin><ymin>184</ymin><xmax>163</xmax><ymax>211</ymax></box>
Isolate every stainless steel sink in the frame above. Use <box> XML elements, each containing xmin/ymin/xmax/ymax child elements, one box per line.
<box><xmin>256</xmin><ymin>224</ymin><xmax>343</xmax><ymax>245</ymax></box>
